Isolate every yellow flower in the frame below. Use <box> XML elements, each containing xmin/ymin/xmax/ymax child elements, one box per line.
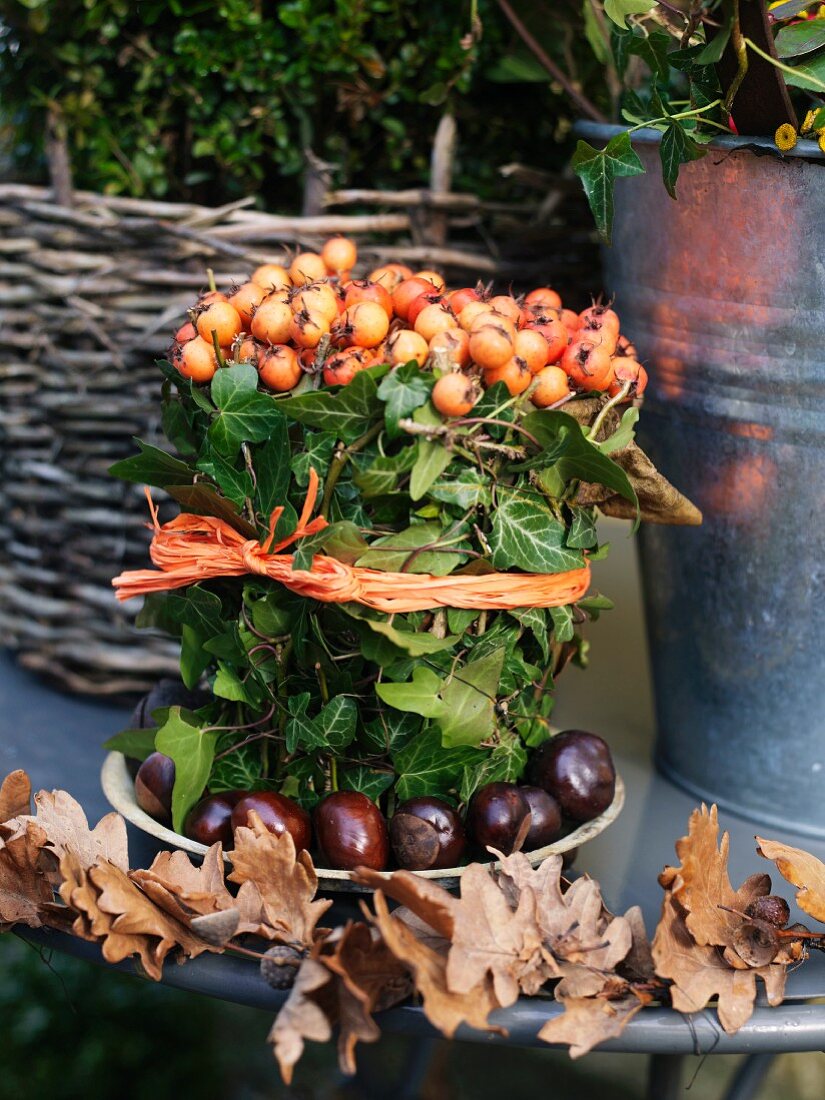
<box><xmin>801</xmin><ymin>108</ymin><xmax>817</xmax><ymax>135</ymax></box>
<box><xmin>819</xmin><ymin>132</ymin><xmax>825</xmax><ymax>154</ymax></box>
<box><xmin>774</xmin><ymin>123</ymin><xmax>798</xmax><ymax>151</ymax></box>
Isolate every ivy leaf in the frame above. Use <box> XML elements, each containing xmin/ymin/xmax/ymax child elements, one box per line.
<box><xmin>318</xmin><ymin>696</ymin><xmax>358</xmax><ymax>751</ymax></box>
<box><xmin>490</xmin><ymin>489</ymin><xmax>584</xmax><ymax>574</ymax></box>
<box><xmin>604</xmin><ymin>0</ymin><xmax>653</xmax><ymax>28</ymax></box>
<box><xmin>660</xmin><ymin>120</ymin><xmax>707</xmax><ymax>200</ymax></box>
<box><xmin>209</xmin><ymin>740</ymin><xmax>263</xmax><ymax>792</ymax></box>
<box><xmin>438</xmin><ymin>646</ymin><xmax>505</xmax><ymax>747</ymax></box>
<box><xmin>213</xmin><ymin>662</ymin><xmax>262</xmax><ymax>705</ymax></box>
<box><xmin>353</xmin><ymin>447</ymin><xmax>418</xmax><ymax>498</ymax></box>
<box><xmin>356</xmin><ymin>522</ymin><xmax>467</xmax><ymax>576</ymax></box>
<box><xmin>344</xmin><ymin>606</ymin><xmax>460</xmax><ymax>657</ymax></box>
<box><xmin>285</xmin><ymin>694</ymin><xmax>326</xmax><ymax>754</ymax></box>
<box><xmin>154</xmin><ymin>708</ymin><xmax>219</xmax><ymax>833</ymax></box>
<box><xmin>508</xmin><ymin>607</ymin><xmax>549</xmax><ymax>663</ymax></box>
<box><xmin>323</xmin><ymin>521</ymin><xmax>369</xmax><ymax>564</ymax></box>
<box><xmin>567</xmin><ymin>509</ymin><xmax>598</xmax><ymax>549</ymax></box>
<box><xmin>410</xmin><ymin>441</ymin><xmax>453</xmax><ymax>501</ymax></box>
<box><xmin>253</xmin><ymin>417</ymin><xmax>292</xmax><ymax>519</ymax></box>
<box><xmin>375</xmin><ymin>667</ymin><xmax>445</xmax><ymax>719</ymax></box>
<box><xmin>208</xmin><ymin>363</ymin><xmax>285</xmax><ymax>458</ymax></box>
<box><xmin>109</xmin><ymin>440</ymin><xmax>196</xmax><ymax>488</ymax></box>
<box><xmin>180</xmin><ymin>623</ymin><xmax>211</xmax><ymax>690</ymax></box>
<box><xmin>696</xmin><ymin>22</ymin><xmax>731</xmax><ymax>64</ymax></box>
<box><xmin>278</xmin><ymin>365</ymin><xmax>388</xmax><ymax>443</ymax></box>
<box><xmin>522</xmin><ymin>410</ymin><xmax>639</xmax><ymax>513</ymax></box>
<box><xmin>571</xmin><ymin>132</ymin><xmax>645</xmax><ymax>243</ymax></box>
<box><xmin>362</xmin><ymin>709</ymin><xmax>422</xmax><ymax>756</ymax></box>
<box><xmin>339</xmin><ymin>766</ymin><xmax>395</xmax><ymax>802</ymax></box>
<box><xmin>291</xmin><ymin>525</ymin><xmax>338</xmax><ymax>571</ymax></box>
<box><xmin>196</xmin><ymin>442</ymin><xmax>253</xmax><ymax>508</ymax></box>
<box><xmin>166</xmin><ymin>586</ymin><xmax>225</xmax><ymax>638</ymax></box>
<box><xmin>291</xmin><ymin>431</ymin><xmax>337</xmax><ymax>488</ymax></box>
<box><xmin>377</xmin><ymin>361</ymin><xmax>434</xmax><ymax>437</ymax></box>
<box><xmin>393</xmin><ymin>728</ymin><xmax>482</xmax><ymax>802</ymax></box>
<box><xmin>549</xmin><ymin>605</ymin><xmax>575</xmax><ymax>644</ymax></box>
<box><xmin>102</xmin><ymin>728</ymin><xmax>157</xmax><ymax>761</ymax></box>
<box><xmin>578</xmin><ymin>593</ymin><xmax>615</xmax><ymax>621</ymax></box>
<box><xmin>429</xmin><ymin>468</ymin><xmax>493</xmax><ymax>510</ymax></box>
<box><xmin>459</xmin><ymin>730</ymin><xmax>528</xmax><ymax>803</ymax></box>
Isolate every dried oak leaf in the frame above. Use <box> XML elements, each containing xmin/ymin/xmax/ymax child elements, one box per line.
<box><xmin>269</xmin><ymin>920</ymin><xmax>411</xmax><ymax>1084</ymax></box>
<box><xmin>621</xmin><ymin>904</ymin><xmax>656</xmax><ymax>983</ymax></box>
<box><xmin>652</xmin><ymin>892</ymin><xmax>786</xmax><ymax>1034</ymax></box>
<box><xmin>59</xmin><ymin>851</ymin><xmax>217</xmax><ymax>981</ymax></box>
<box><xmin>0</xmin><ymin>822</ymin><xmax>52</xmax><ymax>929</ymax></box>
<box><xmin>228</xmin><ymin>812</ymin><xmax>332</xmax><ymax>944</ymax></box>
<box><xmin>756</xmin><ymin>837</ymin><xmax>825</xmax><ymax>924</ymax></box>
<box><xmin>371</xmin><ymin>891</ymin><xmax>505</xmax><ymax>1040</ymax></box>
<box><xmin>351</xmin><ymin>866</ymin><xmax>457</xmax><ymax>939</ymax></box>
<box><xmin>567</xmin><ymin>398</ymin><xmax>702</xmax><ymax>526</ymax></box>
<box><xmin>538</xmin><ymin>992</ymin><xmax>645</xmax><ymax>1058</ymax></box>
<box><xmin>660</xmin><ymin>804</ymin><xmax>770</xmax><ymax>948</ymax></box>
<box><xmin>7</xmin><ymin>788</ymin><xmax>128</xmax><ymax>875</ymax></box>
<box><xmin>130</xmin><ymin>844</ymin><xmax>234</xmax><ymax>925</ymax></box>
<box><xmin>0</xmin><ymin>770</ymin><xmax>32</xmax><ymax>825</ymax></box>
<box><xmin>269</xmin><ymin>958</ymin><xmax>336</xmax><ymax>1084</ymax></box>
<box><xmin>446</xmin><ymin>863</ymin><xmax>548</xmax><ymax>1004</ymax></box>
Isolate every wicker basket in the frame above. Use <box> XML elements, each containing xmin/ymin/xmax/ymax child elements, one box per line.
<box><xmin>0</xmin><ymin>173</ymin><xmax>598</xmax><ymax>699</ymax></box>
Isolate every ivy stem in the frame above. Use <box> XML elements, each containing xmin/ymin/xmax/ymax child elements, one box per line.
<box><xmin>210</xmin><ymin>330</ymin><xmax>226</xmax><ymax>370</ymax></box>
<box><xmin>725</xmin><ymin>0</ymin><xmax>748</xmax><ymax>114</ymax></box>
<box><xmin>329</xmin><ymin>755</ymin><xmax>339</xmax><ymax>792</ymax></box>
<box><xmin>587</xmin><ymin>382</ymin><xmax>632</xmax><ymax>442</ymax></box>
<box><xmin>320</xmin><ymin>421</ymin><xmax>383</xmax><ymax>518</ymax></box>
<box><xmin>626</xmin><ymin>98</ymin><xmax>723</xmax><ymax>135</ymax></box>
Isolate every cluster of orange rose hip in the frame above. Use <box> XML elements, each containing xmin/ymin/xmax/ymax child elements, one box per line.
<box><xmin>171</xmin><ymin>236</ymin><xmax>646</xmax><ymax>416</ymax></box>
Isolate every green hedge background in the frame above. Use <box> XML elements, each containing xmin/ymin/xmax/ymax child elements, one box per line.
<box><xmin>0</xmin><ymin>0</ymin><xmax>606</xmax><ymax>206</ymax></box>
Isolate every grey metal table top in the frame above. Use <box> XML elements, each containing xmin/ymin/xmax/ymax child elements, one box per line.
<box><xmin>5</xmin><ymin>521</ymin><xmax>825</xmax><ymax>1053</ymax></box>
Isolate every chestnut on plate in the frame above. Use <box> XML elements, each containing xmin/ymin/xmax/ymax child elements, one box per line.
<box><xmin>313</xmin><ymin>790</ymin><xmax>389</xmax><ymax>871</ymax></box>
<box><xmin>231</xmin><ymin>791</ymin><xmax>311</xmax><ymax>852</ymax></box>
<box><xmin>390</xmin><ymin>796</ymin><xmax>466</xmax><ymax>870</ymax></box>
<box><xmin>134</xmin><ymin>752</ymin><xmax>176</xmax><ymax>825</ymax></box>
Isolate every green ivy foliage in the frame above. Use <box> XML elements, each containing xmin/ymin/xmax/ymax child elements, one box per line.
<box><xmin>0</xmin><ymin>0</ymin><xmax>601</xmax><ymax>205</ymax></box>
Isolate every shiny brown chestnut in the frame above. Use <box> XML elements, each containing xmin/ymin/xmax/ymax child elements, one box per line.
<box><xmin>231</xmin><ymin>791</ymin><xmax>312</xmax><ymax>852</ymax></box>
<box><xmin>184</xmin><ymin>791</ymin><xmax>245</xmax><ymax>847</ymax></box>
<box><xmin>520</xmin><ymin>786</ymin><xmax>563</xmax><ymax>849</ymax></box>
<box><xmin>390</xmin><ymin>796</ymin><xmax>466</xmax><ymax>870</ymax></box>
<box><xmin>466</xmin><ymin>782</ymin><xmax>530</xmax><ymax>855</ymax></box>
<box><xmin>528</xmin><ymin>730</ymin><xmax>615</xmax><ymax>822</ymax></box>
<box><xmin>134</xmin><ymin>752</ymin><xmax>176</xmax><ymax>824</ymax></box>
<box><xmin>313</xmin><ymin>790</ymin><xmax>389</xmax><ymax>871</ymax></box>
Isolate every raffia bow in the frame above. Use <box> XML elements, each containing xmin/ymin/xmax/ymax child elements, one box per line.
<box><xmin>113</xmin><ymin>469</ymin><xmax>591</xmax><ymax>614</ymax></box>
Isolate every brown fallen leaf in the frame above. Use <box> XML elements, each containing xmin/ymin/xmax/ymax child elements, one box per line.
<box><xmin>269</xmin><ymin>921</ymin><xmax>411</xmax><ymax>1084</ymax></box>
<box><xmin>0</xmin><ymin>770</ymin><xmax>32</xmax><ymax>825</ymax></box>
<box><xmin>446</xmin><ymin>863</ymin><xmax>547</xmax><ymax>1004</ymax></box>
<box><xmin>652</xmin><ymin>892</ymin><xmax>785</xmax><ymax>1034</ymax></box>
<box><xmin>269</xmin><ymin>958</ymin><xmax>336</xmax><ymax>1084</ymax></box>
<box><xmin>7</xmin><ymin>788</ymin><xmax>128</xmax><ymax>873</ymax></box>
<box><xmin>130</xmin><ymin>844</ymin><xmax>235</xmax><ymax>925</ymax></box>
<box><xmin>661</xmin><ymin>804</ymin><xmax>770</xmax><ymax>948</ymax></box>
<box><xmin>351</xmin><ymin>866</ymin><xmax>457</xmax><ymax>939</ymax></box>
<box><xmin>538</xmin><ymin>993</ymin><xmax>644</xmax><ymax>1058</ymax></box>
<box><xmin>371</xmin><ymin>891</ymin><xmax>505</xmax><ymax>1040</ymax></box>
<box><xmin>621</xmin><ymin>904</ymin><xmax>656</xmax><ymax>983</ymax></box>
<box><xmin>321</xmin><ymin>922</ymin><xmax>411</xmax><ymax>1075</ymax></box>
<box><xmin>0</xmin><ymin>822</ymin><xmax>52</xmax><ymax>929</ymax></box>
<box><xmin>58</xmin><ymin>853</ymin><xmax>217</xmax><ymax>981</ymax></box>
<box><xmin>228</xmin><ymin>812</ymin><xmax>332</xmax><ymax>945</ymax></box>
<box><xmin>756</xmin><ymin>837</ymin><xmax>825</xmax><ymax>924</ymax></box>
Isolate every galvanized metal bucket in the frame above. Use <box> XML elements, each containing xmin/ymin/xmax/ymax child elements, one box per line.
<box><xmin>578</xmin><ymin>123</ymin><xmax>825</xmax><ymax>837</ymax></box>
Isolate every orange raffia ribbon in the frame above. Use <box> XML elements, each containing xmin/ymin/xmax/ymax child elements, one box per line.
<box><xmin>112</xmin><ymin>468</ymin><xmax>591</xmax><ymax>614</ymax></box>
